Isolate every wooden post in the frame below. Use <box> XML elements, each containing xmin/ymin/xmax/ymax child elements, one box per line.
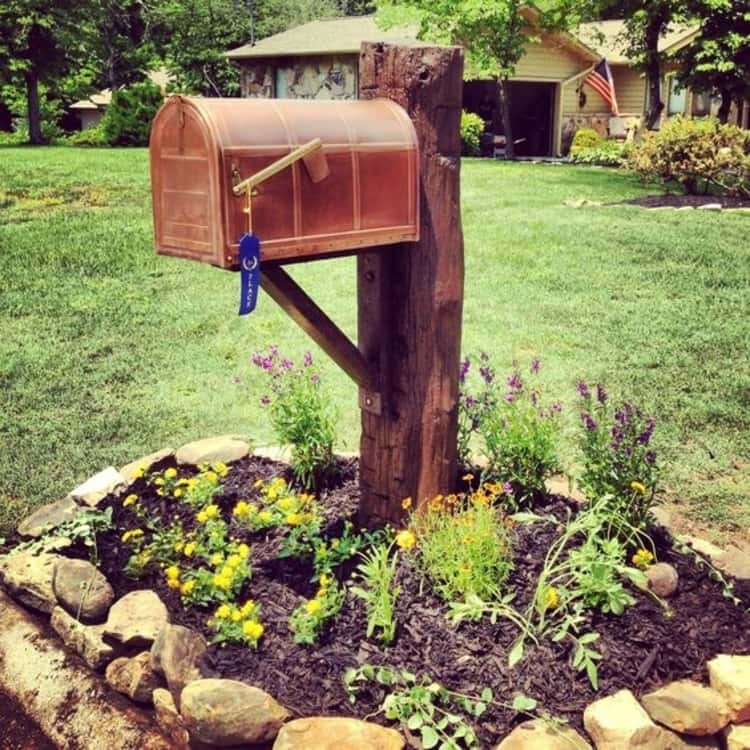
<box><xmin>357</xmin><ymin>43</ymin><xmax>465</xmax><ymax>524</ymax></box>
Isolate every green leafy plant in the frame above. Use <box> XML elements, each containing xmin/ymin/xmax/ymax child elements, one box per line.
<box><xmin>569</xmin><ymin>128</ymin><xmax>603</xmax><ymax>156</ymax></box>
<box><xmin>629</xmin><ymin>116</ymin><xmax>750</xmax><ymax>197</ymax></box>
<box><xmin>351</xmin><ymin>541</ymin><xmax>400</xmax><ymax>645</ymax></box>
<box><xmin>253</xmin><ymin>347</ymin><xmax>337</xmax><ymax>489</ymax></box>
<box><xmin>407</xmin><ymin>487</ymin><xmax>513</xmax><ymax>604</ymax></box>
<box><xmin>100</xmin><ymin>81</ymin><xmax>163</xmax><ymax>146</ymax></box>
<box><xmin>577</xmin><ymin>383</ymin><xmax>659</xmax><ymax>536</ymax></box>
<box><xmin>570</xmin><ymin>140</ymin><xmax>629</xmax><ymax>167</ymax></box>
<box><xmin>460</xmin><ymin>110</ymin><xmax>484</xmax><ymax>156</ymax></box>
<box><xmin>208</xmin><ymin>599</ymin><xmax>264</xmax><ymax>648</ymax></box>
<box><xmin>289</xmin><ymin>575</ymin><xmax>345</xmax><ymax>645</ymax></box>
<box><xmin>65</xmin><ymin>127</ymin><xmax>108</xmax><ymax>147</ymax></box>
<box><xmin>344</xmin><ymin>665</ymin><xmax>491</xmax><ymax>749</ymax></box>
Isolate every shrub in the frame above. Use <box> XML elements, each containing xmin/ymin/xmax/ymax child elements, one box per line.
<box><xmin>629</xmin><ymin>116</ymin><xmax>750</xmax><ymax>197</ymax></box>
<box><xmin>576</xmin><ymin>382</ymin><xmax>659</xmax><ymax>535</ymax></box>
<box><xmin>570</xmin><ymin>140</ymin><xmax>630</xmax><ymax>167</ymax></box>
<box><xmin>100</xmin><ymin>81</ymin><xmax>163</xmax><ymax>146</ymax></box>
<box><xmin>65</xmin><ymin>127</ymin><xmax>108</xmax><ymax>147</ymax></box>
<box><xmin>459</xmin><ymin>355</ymin><xmax>561</xmax><ymax>504</ymax></box>
<box><xmin>252</xmin><ymin>347</ymin><xmax>337</xmax><ymax>488</ymax></box>
<box><xmin>460</xmin><ymin>110</ymin><xmax>485</xmax><ymax>156</ymax></box>
<box><xmin>570</xmin><ymin>128</ymin><xmax>603</xmax><ymax>156</ymax></box>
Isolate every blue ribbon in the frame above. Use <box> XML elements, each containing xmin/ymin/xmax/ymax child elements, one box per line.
<box><xmin>238</xmin><ymin>233</ymin><xmax>261</xmax><ymax>316</ymax></box>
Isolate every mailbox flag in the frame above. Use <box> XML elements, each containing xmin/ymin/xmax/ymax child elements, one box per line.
<box><xmin>238</xmin><ymin>234</ymin><xmax>261</xmax><ymax>316</ymax></box>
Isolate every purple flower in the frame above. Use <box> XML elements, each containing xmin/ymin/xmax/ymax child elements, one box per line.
<box><xmin>459</xmin><ymin>357</ymin><xmax>471</xmax><ymax>383</ymax></box>
<box><xmin>503</xmin><ymin>481</ymin><xmax>513</xmax><ymax>496</ymax></box>
<box><xmin>577</xmin><ymin>381</ymin><xmax>590</xmax><ymax>398</ymax></box>
<box><xmin>551</xmin><ymin>402</ymin><xmax>562</xmax><ymax>414</ymax></box>
<box><xmin>638</xmin><ymin>418</ymin><xmax>655</xmax><ymax>445</ymax></box>
<box><xmin>507</xmin><ymin>372</ymin><xmax>523</xmax><ymax>392</ymax></box>
<box><xmin>505</xmin><ymin>392</ymin><xmax>516</xmax><ymax>404</ymax></box>
<box><xmin>262</xmin><ymin>357</ymin><xmax>274</xmax><ymax>371</ymax></box>
<box><xmin>530</xmin><ymin>389</ymin><xmax>539</xmax><ymax>407</ymax></box>
<box><xmin>310</xmin><ymin>374</ymin><xmax>320</xmax><ymax>383</ymax></box>
<box><xmin>530</xmin><ymin>358</ymin><xmax>540</xmax><ymax>374</ymax></box>
<box><xmin>464</xmin><ymin>395</ymin><xmax>477</xmax><ymax>408</ymax></box>
<box><xmin>581</xmin><ymin>412</ymin><xmax>597</xmax><ymax>431</ymax></box>
<box><xmin>260</xmin><ymin>395</ymin><xmax>270</xmax><ymax>406</ymax></box>
<box><xmin>480</xmin><ymin>365</ymin><xmax>494</xmax><ymax>385</ymax></box>
<box><xmin>280</xmin><ymin>357</ymin><xmax>293</xmax><ymax>371</ymax></box>
<box><xmin>615</xmin><ymin>402</ymin><xmax>633</xmax><ymax>426</ymax></box>
<box><xmin>303</xmin><ymin>351</ymin><xmax>313</xmax><ymax>367</ymax></box>
<box><xmin>596</xmin><ymin>384</ymin><xmax>608</xmax><ymax>404</ymax></box>
<box><xmin>269</xmin><ymin>344</ymin><xmax>278</xmax><ymax>357</ymax></box>
<box><xmin>645</xmin><ymin>451</ymin><xmax>656</xmax><ymax>464</ymax></box>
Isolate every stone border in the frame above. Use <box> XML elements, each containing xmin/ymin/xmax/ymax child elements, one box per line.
<box><xmin>3</xmin><ymin>438</ymin><xmax>750</xmax><ymax>750</ymax></box>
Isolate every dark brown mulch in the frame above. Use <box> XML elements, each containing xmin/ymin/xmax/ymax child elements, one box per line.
<box><xmin>619</xmin><ymin>193</ymin><xmax>750</xmax><ymax>208</ymax></box>
<box><xmin>0</xmin><ymin>690</ymin><xmax>56</xmax><ymax>750</ymax></box>
<box><xmin>95</xmin><ymin>456</ymin><xmax>750</xmax><ymax>748</ymax></box>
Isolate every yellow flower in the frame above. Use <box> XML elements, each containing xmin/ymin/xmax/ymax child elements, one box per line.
<box><xmin>226</xmin><ymin>554</ymin><xmax>242</xmax><ymax>569</ymax></box>
<box><xmin>205</xmin><ymin>504</ymin><xmax>220</xmax><ymax>520</ymax></box>
<box><xmin>318</xmin><ymin>573</ymin><xmax>331</xmax><ymax>588</ymax></box>
<box><xmin>631</xmin><ymin>481</ymin><xmax>647</xmax><ymax>495</ymax></box>
<box><xmin>167</xmin><ymin>577</ymin><xmax>181</xmax><ymax>590</ymax></box>
<box><xmin>196</xmin><ymin>510</ymin><xmax>208</xmax><ymax>524</ymax></box>
<box><xmin>241</xmin><ymin>600</ymin><xmax>256</xmax><ymax>617</ymax></box>
<box><xmin>204</xmin><ymin>470</ymin><xmax>219</xmax><ymax>484</ymax></box>
<box><xmin>164</xmin><ymin>467</ymin><xmax>178</xmax><ymax>480</ymax></box>
<box><xmin>121</xmin><ymin>529</ymin><xmax>144</xmax><ymax>543</ymax></box>
<box><xmin>401</xmin><ymin>497</ymin><xmax>413</xmax><ymax>510</ymax></box>
<box><xmin>462</xmin><ymin>473</ymin><xmax>474</xmax><ymax>483</ymax></box>
<box><xmin>395</xmin><ymin>530</ymin><xmax>417</xmax><ymax>550</ymax></box>
<box><xmin>231</xmin><ymin>610</ymin><xmax>243</xmax><ymax>622</ymax></box>
<box><xmin>133</xmin><ymin>466</ymin><xmax>145</xmax><ymax>479</ymax></box>
<box><xmin>154</xmin><ymin>477</ymin><xmax>165</xmax><ymax>486</ymax></box>
<box><xmin>216</xmin><ymin>604</ymin><xmax>232</xmax><ymax>619</ymax></box>
<box><xmin>211</xmin><ymin>553</ymin><xmax>224</xmax><ymax>566</ymax></box>
<box><xmin>174</xmin><ymin>541</ymin><xmax>185</xmax><ymax>553</ymax></box>
<box><xmin>278</xmin><ymin>497</ymin><xmax>294</xmax><ymax>512</ymax></box>
<box><xmin>238</xmin><ymin>543</ymin><xmax>250</xmax><ymax>558</ymax></box>
<box><xmin>123</xmin><ymin>494</ymin><xmax>138</xmax><ymax>508</ymax></box>
<box><xmin>233</xmin><ymin>501</ymin><xmax>250</xmax><ymax>518</ymax></box>
<box><xmin>258</xmin><ymin>510</ymin><xmax>273</xmax><ymax>524</ymax></box>
<box><xmin>305</xmin><ymin>599</ymin><xmax>322</xmax><ymax>615</ymax></box>
<box><xmin>243</xmin><ymin>620</ymin><xmax>264</xmax><ymax>641</ymax></box>
<box><xmin>174</xmin><ymin>488</ymin><xmax>184</xmax><ymax>498</ymax></box>
<box><xmin>253</xmin><ymin>479</ymin><xmax>264</xmax><ymax>489</ymax></box>
<box><xmin>544</xmin><ymin>587</ymin><xmax>560</xmax><ymax>611</ymax></box>
<box><xmin>180</xmin><ymin>580</ymin><xmax>196</xmax><ymax>596</ymax></box>
<box><xmin>286</xmin><ymin>513</ymin><xmax>302</xmax><ymax>526</ymax></box>
<box><xmin>166</xmin><ymin>565</ymin><xmax>180</xmax><ymax>579</ymax></box>
<box><xmin>632</xmin><ymin>548</ymin><xmax>655</xmax><ymax>569</ymax></box>
<box><xmin>213</xmin><ymin>574</ymin><xmax>232</xmax><ymax>590</ymax></box>
<box><xmin>214</xmin><ymin>461</ymin><xmax>228</xmax><ymax>477</ymax></box>
<box><xmin>183</xmin><ymin>541</ymin><xmax>197</xmax><ymax>557</ymax></box>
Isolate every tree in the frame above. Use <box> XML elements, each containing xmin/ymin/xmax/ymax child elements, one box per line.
<box><xmin>0</xmin><ymin>0</ymin><xmax>93</xmax><ymax>143</ymax></box>
<box><xmin>676</xmin><ymin>0</ymin><xmax>750</xmax><ymax>123</ymax></box>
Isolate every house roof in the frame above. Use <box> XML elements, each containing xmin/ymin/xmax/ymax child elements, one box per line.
<box><xmin>577</xmin><ymin>20</ymin><xmax>698</xmax><ymax>65</ymax></box>
<box><xmin>225</xmin><ymin>16</ymin><xmax>420</xmax><ymax>59</ymax></box>
<box><xmin>70</xmin><ymin>70</ymin><xmax>172</xmax><ymax>111</ymax></box>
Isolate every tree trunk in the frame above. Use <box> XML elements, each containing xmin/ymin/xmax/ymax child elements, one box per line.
<box><xmin>717</xmin><ymin>88</ymin><xmax>732</xmax><ymax>124</ymax></box>
<box><xmin>644</xmin><ymin>19</ymin><xmax>665</xmax><ymax>130</ymax></box>
<box><xmin>357</xmin><ymin>42</ymin><xmax>465</xmax><ymax>523</ymax></box>
<box><xmin>498</xmin><ymin>77</ymin><xmax>515</xmax><ymax>159</ymax></box>
<box><xmin>25</xmin><ymin>71</ymin><xmax>43</xmax><ymax>145</ymax></box>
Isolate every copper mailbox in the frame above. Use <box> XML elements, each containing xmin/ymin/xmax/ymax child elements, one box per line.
<box><xmin>149</xmin><ymin>96</ymin><xmax>419</xmax><ymax>268</ymax></box>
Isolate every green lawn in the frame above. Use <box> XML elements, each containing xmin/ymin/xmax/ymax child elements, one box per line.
<box><xmin>1</xmin><ymin>147</ymin><xmax>748</xmax><ymax>539</ymax></box>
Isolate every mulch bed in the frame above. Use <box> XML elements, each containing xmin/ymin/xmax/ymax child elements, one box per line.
<box><xmin>619</xmin><ymin>194</ymin><xmax>750</xmax><ymax>209</ymax></box>
<box><xmin>95</xmin><ymin>455</ymin><xmax>750</xmax><ymax>748</ymax></box>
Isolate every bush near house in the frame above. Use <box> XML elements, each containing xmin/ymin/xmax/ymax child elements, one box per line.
<box><xmin>629</xmin><ymin>116</ymin><xmax>750</xmax><ymax>197</ymax></box>
<box><xmin>570</xmin><ymin>140</ymin><xmax>630</xmax><ymax>167</ymax></box>
<box><xmin>569</xmin><ymin>128</ymin><xmax>603</xmax><ymax>156</ymax></box>
<box><xmin>100</xmin><ymin>81</ymin><xmax>163</xmax><ymax>147</ymax></box>
<box><xmin>460</xmin><ymin>110</ymin><xmax>485</xmax><ymax>157</ymax></box>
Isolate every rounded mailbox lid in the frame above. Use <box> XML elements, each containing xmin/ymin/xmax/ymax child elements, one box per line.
<box><xmin>150</xmin><ymin>96</ymin><xmax>419</xmax><ymax>268</ymax></box>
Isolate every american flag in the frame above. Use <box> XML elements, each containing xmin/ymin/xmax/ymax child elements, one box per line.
<box><xmin>584</xmin><ymin>59</ymin><xmax>620</xmax><ymax>115</ymax></box>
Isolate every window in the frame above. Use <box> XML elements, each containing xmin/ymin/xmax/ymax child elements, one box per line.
<box><xmin>668</xmin><ymin>78</ymin><xmax>687</xmax><ymax>116</ymax></box>
<box><xmin>692</xmin><ymin>90</ymin><xmax>711</xmax><ymax>117</ymax></box>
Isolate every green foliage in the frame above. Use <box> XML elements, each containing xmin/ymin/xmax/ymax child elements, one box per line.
<box><xmin>570</xmin><ymin>128</ymin><xmax>603</xmax><ymax>155</ymax></box>
<box><xmin>289</xmin><ymin>576</ymin><xmax>345</xmax><ymax>644</ymax></box>
<box><xmin>460</xmin><ymin>356</ymin><xmax>561</xmax><ymax>503</ymax></box>
<box><xmin>629</xmin><ymin>116</ymin><xmax>750</xmax><ymax>197</ymax></box>
<box><xmin>100</xmin><ymin>81</ymin><xmax>162</xmax><ymax>146</ymax></box>
<box><xmin>409</xmin><ymin>489</ymin><xmax>513</xmax><ymax>603</ymax></box>
<box><xmin>577</xmin><ymin>383</ymin><xmax>660</xmax><ymax>534</ymax></box>
<box><xmin>209</xmin><ymin>599</ymin><xmax>264</xmax><ymax>648</ymax></box>
<box><xmin>570</xmin><ymin>140</ymin><xmax>630</xmax><ymax>167</ymax></box>
<box><xmin>65</xmin><ymin>127</ymin><xmax>108</xmax><ymax>147</ymax></box>
<box><xmin>351</xmin><ymin>542</ymin><xmax>400</xmax><ymax>644</ymax></box>
<box><xmin>460</xmin><ymin>110</ymin><xmax>484</xmax><ymax>157</ymax></box>
<box><xmin>345</xmin><ymin>665</ymin><xmax>492</xmax><ymax>749</ymax></box>
<box><xmin>253</xmin><ymin>347</ymin><xmax>337</xmax><ymax>489</ymax></box>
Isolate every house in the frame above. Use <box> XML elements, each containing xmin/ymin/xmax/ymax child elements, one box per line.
<box><xmin>69</xmin><ymin>70</ymin><xmax>171</xmax><ymax>130</ymax></box>
<box><xmin>225</xmin><ymin>14</ymin><xmax>749</xmax><ymax>157</ymax></box>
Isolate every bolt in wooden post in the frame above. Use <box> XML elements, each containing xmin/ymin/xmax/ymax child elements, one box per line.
<box><xmin>358</xmin><ymin>42</ymin><xmax>465</xmax><ymax>524</ymax></box>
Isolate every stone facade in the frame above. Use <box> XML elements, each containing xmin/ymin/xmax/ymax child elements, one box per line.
<box><xmin>240</xmin><ymin>55</ymin><xmax>358</xmax><ymax>100</ymax></box>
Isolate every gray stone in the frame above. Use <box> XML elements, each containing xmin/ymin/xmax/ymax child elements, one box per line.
<box><xmin>679</xmin><ymin>535</ymin><xmax>726</xmax><ymax>563</ymax></box>
<box><xmin>665</xmin><ymin>733</ymin><xmax>720</xmax><ymax>750</ymax></box>
<box><xmin>0</xmin><ymin>551</ymin><xmax>61</xmax><ymax>612</ymax></box>
<box><xmin>120</xmin><ymin>448</ymin><xmax>174</xmax><ymax>485</ymax></box>
<box><xmin>181</xmin><ymin>678</ymin><xmax>289</xmax><ymax>746</ymax></box>
<box><xmin>494</xmin><ymin>718</ymin><xmax>591</xmax><ymax>749</ymax></box>
<box><xmin>651</xmin><ymin>505</ymin><xmax>673</xmax><ymax>529</ymax></box>
<box><xmin>273</xmin><ymin>717</ymin><xmax>405</xmax><ymax>750</ymax></box>
<box><xmin>150</xmin><ymin>623</ymin><xmax>207</xmax><ymax>705</ymax></box>
<box><xmin>709</xmin><ymin>655</ymin><xmax>750</xmax><ymax>722</ymax></box>
<box><xmin>52</xmin><ymin>557</ymin><xmax>114</xmax><ymax>623</ymax></box>
<box><xmin>724</xmin><ymin>722</ymin><xmax>750</xmax><ymax>750</ymax></box>
<box><xmin>583</xmin><ymin>689</ymin><xmax>672</xmax><ymax>749</ymax></box>
<box><xmin>17</xmin><ymin>497</ymin><xmax>82</xmax><ymax>538</ymax></box>
<box><xmin>676</xmin><ymin>206</ymin><xmax>695</xmax><ymax>211</ymax></box>
<box><xmin>153</xmin><ymin>688</ymin><xmax>190</xmax><ymax>749</ymax></box>
<box><xmin>175</xmin><ymin>436</ymin><xmax>249</xmax><ymax>467</ymax></box>
<box><xmin>718</xmin><ymin>549</ymin><xmax>750</xmax><ymax>580</ymax></box>
<box><xmin>641</xmin><ymin>679</ymin><xmax>730</xmax><ymax>735</ymax></box>
<box><xmin>105</xmin><ymin>590</ymin><xmax>168</xmax><ymax>647</ymax></box>
<box><xmin>647</xmin><ymin>562</ymin><xmax>679</xmax><ymax>598</ymax></box>
<box><xmin>697</xmin><ymin>203</ymin><xmax>722</xmax><ymax>211</ymax></box>
<box><xmin>69</xmin><ymin>467</ymin><xmax>126</xmax><ymax>507</ymax></box>
<box><xmin>50</xmin><ymin>605</ymin><xmax>116</xmax><ymax>670</ymax></box>
<box><xmin>105</xmin><ymin>652</ymin><xmax>161</xmax><ymax>705</ymax></box>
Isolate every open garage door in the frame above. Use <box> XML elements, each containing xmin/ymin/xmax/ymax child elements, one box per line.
<box><xmin>508</xmin><ymin>81</ymin><xmax>556</xmax><ymax>157</ymax></box>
